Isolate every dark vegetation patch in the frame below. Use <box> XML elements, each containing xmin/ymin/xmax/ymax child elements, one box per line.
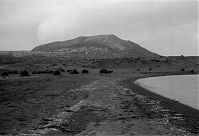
<box><xmin>0</xmin><ymin>70</ymin><xmax>18</xmax><ymax>77</ymax></box>
<box><xmin>58</xmin><ymin>67</ymin><xmax>65</xmax><ymax>72</ymax></box>
<box><xmin>7</xmin><ymin>70</ymin><xmax>18</xmax><ymax>74</ymax></box>
<box><xmin>81</xmin><ymin>69</ymin><xmax>89</xmax><ymax>74</ymax></box>
<box><xmin>53</xmin><ymin>70</ymin><xmax>61</xmax><ymax>75</ymax></box>
<box><xmin>99</xmin><ymin>68</ymin><xmax>113</xmax><ymax>74</ymax></box>
<box><xmin>1</xmin><ymin>72</ymin><xmax>8</xmax><ymax>77</ymax></box>
<box><xmin>31</xmin><ymin>71</ymin><xmax>37</xmax><ymax>74</ymax></box>
<box><xmin>68</xmin><ymin>69</ymin><xmax>79</xmax><ymax>74</ymax></box>
<box><xmin>19</xmin><ymin>70</ymin><xmax>30</xmax><ymax>77</ymax></box>
<box><xmin>190</xmin><ymin>70</ymin><xmax>195</xmax><ymax>73</ymax></box>
<box><xmin>67</xmin><ymin>69</ymin><xmax>73</xmax><ymax>73</ymax></box>
<box><xmin>181</xmin><ymin>68</ymin><xmax>185</xmax><ymax>72</ymax></box>
<box><xmin>32</xmin><ymin>69</ymin><xmax>54</xmax><ymax>74</ymax></box>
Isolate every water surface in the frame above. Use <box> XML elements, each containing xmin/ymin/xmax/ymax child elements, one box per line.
<box><xmin>135</xmin><ymin>75</ymin><xmax>199</xmax><ymax>110</ymax></box>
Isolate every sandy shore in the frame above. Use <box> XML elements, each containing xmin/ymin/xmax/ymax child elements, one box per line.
<box><xmin>121</xmin><ymin>73</ymin><xmax>199</xmax><ymax>134</ymax></box>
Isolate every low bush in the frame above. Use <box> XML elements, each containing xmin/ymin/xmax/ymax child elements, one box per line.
<box><xmin>53</xmin><ymin>70</ymin><xmax>61</xmax><ymax>75</ymax></box>
<box><xmin>58</xmin><ymin>67</ymin><xmax>65</xmax><ymax>72</ymax></box>
<box><xmin>108</xmin><ymin>70</ymin><xmax>113</xmax><ymax>73</ymax></box>
<box><xmin>8</xmin><ymin>70</ymin><xmax>18</xmax><ymax>74</ymax></box>
<box><xmin>69</xmin><ymin>69</ymin><xmax>79</xmax><ymax>74</ymax></box>
<box><xmin>181</xmin><ymin>68</ymin><xmax>185</xmax><ymax>72</ymax></box>
<box><xmin>1</xmin><ymin>72</ymin><xmax>8</xmax><ymax>77</ymax></box>
<box><xmin>67</xmin><ymin>69</ymin><xmax>73</xmax><ymax>73</ymax></box>
<box><xmin>32</xmin><ymin>71</ymin><xmax>37</xmax><ymax>74</ymax></box>
<box><xmin>149</xmin><ymin>68</ymin><xmax>152</xmax><ymax>71</ymax></box>
<box><xmin>137</xmin><ymin>68</ymin><xmax>140</xmax><ymax>71</ymax></box>
<box><xmin>82</xmin><ymin>69</ymin><xmax>89</xmax><ymax>74</ymax></box>
<box><xmin>20</xmin><ymin>70</ymin><xmax>30</xmax><ymax>77</ymax></box>
<box><xmin>100</xmin><ymin>69</ymin><xmax>108</xmax><ymax>73</ymax></box>
<box><xmin>136</xmin><ymin>57</ymin><xmax>140</xmax><ymax>60</ymax></box>
<box><xmin>99</xmin><ymin>69</ymin><xmax>113</xmax><ymax>74</ymax></box>
<box><xmin>190</xmin><ymin>70</ymin><xmax>194</xmax><ymax>73</ymax></box>
<box><xmin>43</xmin><ymin>69</ymin><xmax>54</xmax><ymax>73</ymax></box>
<box><xmin>36</xmin><ymin>71</ymin><xmax>42</xmax><ymax>74</ymax></box>
<box><xmin>33</xmin><ymin>70</ymin><xmax>54</xmax><ymax>74</ymax></box>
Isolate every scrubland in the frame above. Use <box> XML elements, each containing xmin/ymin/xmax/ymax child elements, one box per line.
<box><xmin>0</xmin><ymin>55</ymin><xmax>199</xmax><ymax>135</ymax></box>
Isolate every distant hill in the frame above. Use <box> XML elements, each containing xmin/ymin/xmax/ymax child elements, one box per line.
<box><xmin>0</xmin><ymin>51</ymin><xmax>31</xmax><ymax>57</ymax></box>
<box><xmin>31</xmin><ymin>34</ymin><xmax>159</xmax><ymax>59</ymax></box>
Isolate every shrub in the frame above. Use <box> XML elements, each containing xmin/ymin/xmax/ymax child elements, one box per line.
<box><xmin>156</xmin><ymin>60</ymin><xmax>160</xmax><ymax>62</ymax></box>
<box><xmin>67</xmin><ymin>69</ymin><xmax>73</xmax><ymax>73</ymax></box>
<box><xmin>181</xmin><ymin>68</ymin><xmax>185</xmax><ymax>72</ymax></box>
<box><xmin>32</xmin><ymin>71</ymin><xmax>37</xmax><ymax>74</ymax></box>
<box><xmin>82</xmin><ymin>69</ymin><xmax>89</xmax><ymax>74</ymax></box>
<box><xmin>107</xmin><ymin>70</ymin><xmax>113</xmax><ymax>73</ymax></box>
<box><xmin>149</xmin><ymin>68</ymin><xmax>152</xmax><ymax>71</ymax></box>
<box><xmin>43</xmin><ymin>69</ymin><xmax>54</xmax><ymax>74</ymax></box>
<box><xmin>99</xmin><ymin>69</ymin><xmax>113</xmax><ymax>74</ymax></box>
<box><xmin>53</xmin><ymin>70</ymin><xmax>61</xmax><ymax>75</ymax></box>
<box><xmin>137</xmin><ymin>68</ymin><xmax>140</xmax><ymax>71</ymax></box>
<box><xmin>8</xmin><ymin>70</ymin><xmax>18</xmax><ymax>74</ymax></box>
<box><xmin>47</xmin><ymin>70</ymin><xmax>54</xmax><ymax>73</ymax></box>
<box><xmin>20</xmin><ymin>70</ymin><xmax>30</xmax><ymax>77</ymax></box>
<box><xmin>190</xmin><ymin>70</ymin><xmax>194</xmax><ymax>73</ymax></box>
<box><xmin>37</xmin><ymin>71</ymin><xmax>42</xmax><ymax>74</ymax></box>
<box><xmin>69</xmin><ymin>69</ymin><xmax>79</xmax><ymax>74</ymax></box>
<box><xmin>136</xmin><ymin>57</ymin><xmax>140</xmax><ymax>60</ymax></box>
<box><xmin>1</xmin><ymin>72</ymin><xmax>8</xmax><ymax>77</ymax></box>
<box><xmin>13</xmin><ymin>70</ymin><xmax>18</xmax><ymax>74</ymax></box>
<box><xmin>99</xmin><ymin>69</ymin><xmax>108</xmax><ymax>73</ymax></box>
<box><xmin>58</xmin><ymin>67</ymin><xmax>65</xmax><ymax>72</ymax></box>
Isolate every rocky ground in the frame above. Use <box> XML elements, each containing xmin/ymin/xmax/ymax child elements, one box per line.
<box><xmin>0</xmin><ymin>74</ymin><xmax>94</xmax><ymax>135</ymax></box>
<box><xmin>16</xmin><ymin>74</ymin><xmax>198</xmax><ymax>136</ymax></box>
<box><xmin>1</xmin><ymin>56</ymin><xmax>199</xmax><ymax>136</ymax></box>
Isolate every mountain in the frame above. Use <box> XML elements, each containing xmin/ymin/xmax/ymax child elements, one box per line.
<box><xmin>31</xmin><ymin>34</ymin><xmax>159</xmax><ymax>58</ymax></box>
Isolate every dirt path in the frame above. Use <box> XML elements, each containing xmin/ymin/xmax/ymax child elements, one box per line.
<box><xmin>18</xmin><ymin>76</ymin><xmax>195</xmax><ymax>136</ymax></box>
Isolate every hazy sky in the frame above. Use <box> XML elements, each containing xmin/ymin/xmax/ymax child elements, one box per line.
<box><xmin>0</xmin><ymin>0</ymin><xmax>198</xmax><ymax>56</ymax></box>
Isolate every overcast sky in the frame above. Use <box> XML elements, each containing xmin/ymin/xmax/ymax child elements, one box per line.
<box><xmin>0</xmin><ymin>0</ymin><xmax>198</xmax><ymax>56</ymax></box>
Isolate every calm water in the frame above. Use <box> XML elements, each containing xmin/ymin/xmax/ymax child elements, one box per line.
<box><xmin>135</xmin><ymin>75</ymin><xmax>199</xmax><ymax>110</ymax></box>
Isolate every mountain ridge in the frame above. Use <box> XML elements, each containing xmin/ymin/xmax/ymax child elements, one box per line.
<box><xmin>31</xmin><ymin>34</ymin><xmax>159</xmax><ymax>58</ymax></box>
